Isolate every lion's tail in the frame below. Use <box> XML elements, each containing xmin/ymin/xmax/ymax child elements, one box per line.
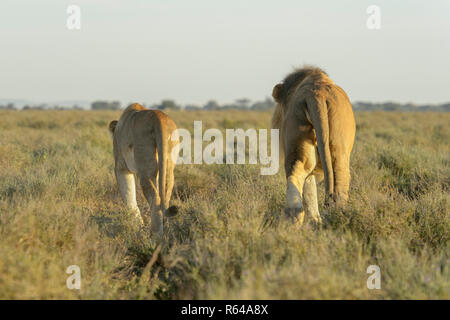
<box><xmin>305</xmin><ymin>95</ymin><xmax>334</xmax><ymax>202</ymax></box>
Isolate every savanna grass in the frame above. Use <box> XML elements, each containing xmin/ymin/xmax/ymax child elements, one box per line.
<box><xmin>0</xmin><ymin>110</ymin><xmax>448</xmax><ymax>299</ymax></box>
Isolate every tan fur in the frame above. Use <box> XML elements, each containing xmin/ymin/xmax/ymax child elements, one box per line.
<box><xmin>109</xmin><ymin>103</ymin><xmax>179</xmax><ymax>236</ymax></box>
<box><xmin>271</xmin><ymin>66</ymin><xmax>356</xmax><ymax>225</ymax></box>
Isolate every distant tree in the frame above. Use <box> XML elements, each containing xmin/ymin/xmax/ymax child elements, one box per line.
<box><xmin>441</xmin><ymin>103</ymin><xmax>450</xmax><ymax>112</ymax></box>
<box><xmin>251</xmin><ymin>97</ymin><xmax>275</xmax><ymax>110</ymax></box>
<box><xmin>157</xmin><ymin>99</ymin><xmax>180</xmax><ymax>110</ymax></box>
<box><xmin>203</xmin><ymin>100</ymin><xmax>220</xmax><ymax>110</ymax></box>
<box><xmin>0</xmin><ymin>103</ymin><xmax>16</xmax><ymax>110</ymax></box>
<box><xmin>235</xmin><ymin>98</ymin><xmax>251</xmax><ymax>109</ymax></box>
<box><xmin>91</xmin><ymin>100</ymin><xmax>121</xmax><ymax>110</ymax></box>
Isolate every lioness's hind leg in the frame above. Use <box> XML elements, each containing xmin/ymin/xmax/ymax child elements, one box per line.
<box><xmin>115</xmin><ymin>169</ymin><xmax>143</xmax><ymax>225</ymax></box>
<box><xmin>134</xmin><ymin>141</ymin><xmax>163</xmax><ymax>235</ymax></box>
<box><xmin>303</xmin><ymin>175</ymin><xmax>321</xmax><ymax>224</ymax></box>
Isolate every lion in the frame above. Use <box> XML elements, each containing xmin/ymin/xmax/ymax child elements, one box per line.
<box><xmin>271</xmin><ymin>66</ymin><xmax>356</xmax><ymax>225</ymax></box>
<box><xmin>109</xmin><ymin>103</ymin><xmax>179</xmax><ymax>235</ymax></box>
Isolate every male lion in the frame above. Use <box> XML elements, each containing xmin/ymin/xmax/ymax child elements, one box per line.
<box><xmin>271</xmin><ymin>66</ymin><xmax>356</xmax><ymax>225</ymax></box>
<box><xmin>109</xmin><ymin>103</ymin><xmax>179</xmax><ymax>235</ymax></box>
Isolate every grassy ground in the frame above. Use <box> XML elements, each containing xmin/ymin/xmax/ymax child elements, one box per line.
<box><xmin>0</xmin><ymin>109</ymin><xmax>448</xmax><ymax>299</ymax></box>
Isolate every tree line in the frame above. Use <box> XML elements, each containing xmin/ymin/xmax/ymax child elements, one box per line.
<box><xmin>1</xmin><ymin>100</ymin><xmax>449</xmax><ymax>112</ymax></box>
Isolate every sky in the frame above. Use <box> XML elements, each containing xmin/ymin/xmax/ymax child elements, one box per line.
<box><xmin>0</xmin><ymin>0</ymin><xmax>449</xmax><ymax>106</ymax></box>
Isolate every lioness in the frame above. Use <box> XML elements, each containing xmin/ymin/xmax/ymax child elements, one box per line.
<box><xmin>109</xmin><ymin>103</ymin><xmax>179</xmax><ymax>235</ymax></box>
<box><xmin>271</xmin><ymin>66</ymin><xmax>356</xmax><ymax>225</ymax></box>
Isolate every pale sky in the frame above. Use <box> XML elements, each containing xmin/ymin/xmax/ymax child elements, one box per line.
<box><xmin>0</xmin><ymin>0</ymin><xmax>449</xmax><ymax>105</ymax></box>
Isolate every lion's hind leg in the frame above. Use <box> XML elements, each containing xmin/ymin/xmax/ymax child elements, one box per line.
<box><xmin>303</xmin><ymin>174</ymin><xmax>322</xmax><ymax>224</ymax></box>
<box><xmin>285</xmin><ymin>171</ymin><xmax>306</xmax><ymax>226</ymax></box>
<box><xmin>284</xmin><ymin>140</ymin><xmax>317</xmax><ymax>227</ymax></box>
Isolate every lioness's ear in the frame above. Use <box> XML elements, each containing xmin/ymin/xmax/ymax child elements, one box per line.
<box><xmin>108</xmin><ymin>120</ymin><xmax>118</xmax><ymax>139</ymax></box>
<box><xmin>272</xmin><ymin>83</ymin><xmax>283</xmax><ymax>103</ymax></box>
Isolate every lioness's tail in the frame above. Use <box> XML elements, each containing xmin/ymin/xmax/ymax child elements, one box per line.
<box><xmin>155</xmin><ymin>119</ymin><xmax>168</xmax><ymax>217</ymax></box>
<box><xmin>155</xmin><ymin>118</ymin><xmax>178</xmax><ymax>218</ymax></box>
<box><xmin>305</xmin><ymin>95</ymin><xmax>334</xmax><ymax>202</ymax></box>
